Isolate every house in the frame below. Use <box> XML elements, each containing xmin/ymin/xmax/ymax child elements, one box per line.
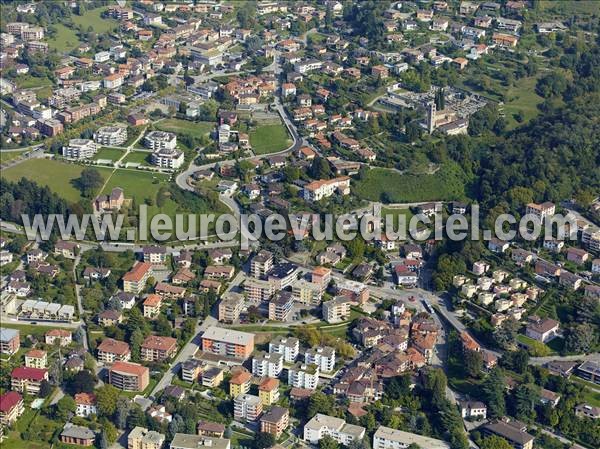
<box><xmin>303</xmin><ymin>176</ymin><xmax>350</xmax><ymax>201</ymax></box>
<box><xmin>492</xmin><ymin>32</ymin><xmax>519</xmax><ymax>48</ymax></box>
<box><xmin>0</xmin><ymin>391</ymin><xmax>24</xmax><ymax>426</ymax></box>
<box><xmin>75</xmin><ymin>392</ymin><xmax>97</xmax><ymax>417</ymax></box>
<box><xmin>83</xmin><ymin>266</ymin><xmax>111</xmax><ymax>280</ymax></box>
<box><xmin>60</xmin><ymin>423</ymin><xmax>95</xmax><ymax>446</ymax></box>
<box><xmin>488</xmin><ymin>238</ymin><xmax>510</xmax><ymax>253</ymax></box>
<box><xmin>54</xmin><ymin>240</ymin><xmax>79</xmax><ymax>258</ymax></box>
<box><xmin>45</xmin><ymin>329</ymin><xmax>72</xmax><ymax>346</ymax></box>
<box><xmin>525</xmin><ymin>316</ymin><xmax>560</xmax><ymax>343</ymax></box>
<box><xmin>11</xmin><ymin>366</ymin><xmax>48</xmax><ymax>394</ymax></box>
<box><xmin>142</xmin><ymin>246</ymin><xmax>167</xmax><ymax>265</ymax></box>
<box><xmin>575</xmin><ymin>404</ymin><xmax>600</xmax><ymax>419</ymax></box>
<box><xmin>128</xmin><ymin>427</ymin><xmax>165</xmax><ymax>449</ymax></box>
<box><xmin>304</xmin><ymin>414</ymin><xmax>366</xmax><ymax>445</ymax></box>
<box><xmin>566</xmin><ymin>247</ymin><xmax>589</xmax><ymax>265</ymax></box>
<box><xmin>371</xmin><ymin>65</ymin><xmax>389</xmax><ymax>79</ymax></box>
<box><xmin>540</xmin><ymin>388</ymin><xmax>561</xmax><ymax>408</ymax></box>
<box><xmin>98</xmin><ymin>309</ymin><xmax>123</xmax><ymax>327</ymax></box>
<box><xmin>197</xmin><ymin>421</ymin><xmax>226</xmax><ymax>438</ymax></box>
<box><xmin>543</xmin><ymin>238</ymin><xmax>564</xmax><ymax>253</ymax></box>
<box><xmin>25</xmin><ymin>349</ymin><xmax>47</xmax><ymax>368</ymax></box>
<box><xmin>459</xmin><ymin>400</ymin><xmax>487</xmax><ymax>420</ymax></box>
<box><xmin>0</xmin><ymin>328</ymin><xmax>20</xmax><ymax>355</ymax></box>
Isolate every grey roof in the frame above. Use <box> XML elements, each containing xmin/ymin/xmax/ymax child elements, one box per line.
<box><xmin>0</xmin><ymin>327</ymin><xmax>19</xmax><ymax>342</ymax></box>
<box><xmin>170</xmin><ymin>433</ymin><xmax>230</xmax><ymax>449</ymax></box>
<box><xmin>61</xmin><ymin>423</ymin><xmax>95</xmax><ymax>440</ymax></box>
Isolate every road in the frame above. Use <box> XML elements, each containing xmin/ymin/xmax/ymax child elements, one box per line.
<box><xmin>149</xmin><ymin>315</ymin><xmax>217</xmax><ymax>398</ymax></box>
<box><xmin>72</xmin><ymin>255</ymin><xmax>89</xmax><ymax>351</ymax></box>
<box><xmin>529</xmin><ymin>353</ymin><xmax>600</xmax><ymax>366</ymax></box>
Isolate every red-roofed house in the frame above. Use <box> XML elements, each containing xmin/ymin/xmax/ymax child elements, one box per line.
<box><xmin>0</xmin><ymin>391</ymin><xmax>24</xmax><ymax>426</ymax></box>
<box><xmin>11</xmin><ymin>366</ymin><xmax>49</xmax><ymax>394</ymax></box>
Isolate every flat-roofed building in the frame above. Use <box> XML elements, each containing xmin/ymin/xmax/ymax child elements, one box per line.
<box><xmin>94</xmin><ymin>125</ymin><xmax>127</xmax><ymax>146</ymax></box>
<box><xmin>201</xmin><ymin>326</ymin><xmax>254</xmax><ymax>360</ymax></box>
<box><xmin>305</xmin><ymin>346</ymin><xmax>335</xmax><ymax>373</ymax></box>
<box><xmin>218</xmin><ymin>293</ymin><xmax>244</xmax><ymax>323</ymax></box>
<box><xmin>145</xmin><ymin>131</ymin><xmax>177</xmax><ymax>150</ymax></box>
<box><xmin>152</xmin><ymin>148</ymin><xmax>185</xmax><ymax>169</ymax></box>
<box><xmin>252</xmin><ymin>351</ymin><xmax>283</xmax><ymax>378</ymax></box>
<box><xmin>323</xmin><ymin>296</ymin><xmax>352</xmax><ymax>323</ymax></box>
<box><xmin>244</xmin><ymin>278</ymin><xmax>273</xmax><ymax>303</ymax></box>
<box><xmin>288</xmin><ymin>362</ymin><xmax>319</xmax><ymax>390</ymax></box>
<box><xmin>128</xmin><ymin>426</ymin><xmax>165</xmax><ymax>449</ymax></box>
<box><xmin>260</xmin><ymin>406</ymin><xmax>289</xmax><ymax>438</ymax></box>
<box><xmin>373</xmin><ymin>426</ymin><xmax>450</xmax><ymax>449</ymax></box>
<box><xmin>233</xmin><ymin>394</ymin><xmax>262</xmax><ymax>421</ymax></box>
<box><xmin>108</xmin><ymin>361</ymin><xmax>149</xmax><ymax>392</ymax></box>
<box><xmin>304</xmin><ymin>414</ymin><xmax>366</xmax><ymax>445</ymax></box>
<box><xmin>170</xmin><ymin>433</ymin><xmax>230</xmax><ymax>449</ymax></box>
<box><xmin>63</xmin><ymin>139</ymin><xmax>98</xmax><ymax>159</ymax></box>
<box><xmin>293</xmin><ymin>278</ymin><xmax>322</xmax><ymax>305</ymax></box>
<box><xmin>250</xmin><ymin>250</ymin><xmax>273</xmax><ymax>278</ymax></box>
<box><xmin>268</xmin><ymin>291</ymin><xmax>294</xmax><ymax>321</ymax></box>
<box><xmin>269</xmin><ymin>336</ymin><xmax>299</xmax><ymax>363</ymax></box>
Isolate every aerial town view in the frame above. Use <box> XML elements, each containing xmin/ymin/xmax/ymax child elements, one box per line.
<box><xmin>0</xmin><ymin>1</ymin><xmax>600</xmax><ymax>449</ymax></box>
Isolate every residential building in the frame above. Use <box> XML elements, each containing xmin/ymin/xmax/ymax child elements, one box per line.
<box><xmin>142</xmin><ymin>246</ymin><xmax>167</xmax><ymax>264</ymax></box>
<box><xmin>252</xmin><ymin>352</ymin><xmax>284</xmax><ymax>378</ymax></box>
<box><xmin>201</xmin><ymin>367</ymin><xmax>224</xmax><ymax>388</ymax></box>
<box><xmin>303</xmin><ymin>176</ymin><xmax>351</xmax><ymax>201</ymax></box>
<box><xmin>372</xmin><ymin>426</ymin><xmax>450</xmax><ymax>449</ymax></box>
<box><xmin>458</xmin><ymin>400</ymin><xmax>487</xmax><ymax>420</ymax></box>
<box><xmin>322</xmin><ymin>296</ymin><xmax>352</xmax><ymax>323</ymax></box>
<box><xmin>305</xmin><ymin>346</ymin><xmax>336</xmax><ymax>373</ymax></box>
<box><xmin>525</xmin><ymin>316</ymin><xmax>560</xmax><ymax>343</ymax></box>
<box><xmin>181</xmin><ymin>358</ymin><xmax>204</xmax><ymax>383</ymax></box>
<box><xmin>170</xmin><ymin>433</ymin><xmax>230</xmax><ymax>449</ymax></box>
<box><xmin>62</xmin><ymin>139</ymin><xmax>98</xmax><ymax>159</ymax></box>
<box><xmin>288</xmin><ymin>363</ymin><xmax>319</xmax><ymax>389</ymax></box>
<box><xmin>229</xmin><ymin>370</ymin><xmax>252</xmax><ymax>397</ymax></box>
<box><xmin>145</xmin><ymin>131</ymin><xmax>177</xmax><ymax>150</ymax></box>
<box><xmin>0</xmin><ymin>328</ymin><xmax>20</xmax><ymax>355</ymax></box>
<box><xmin>292</xmin><ymin>279</ymin><xmax>322</xmax><ymax>305</ymax></box>
<box><xmin>304</xmin><ymin>414</ymin><xmax>366</xmax><ymax>445</ymax></box>
<box><xmin>196</xmin><ymin>421</ymin><xmax>226</xmax><ymax>438</ymax></box>
<box><xmin>251</xmin><ymin>250</ymin><xmax>273</xmax><ymax>278</ymax></box>
<box><xmin>108</xmin><ymin>361</ymin><xmax>150</xmax><ymax>391</ymax></box>
<box><xmin>141</xmin><ymin>335</ymin><xmax>178</xmax><ymax>362</ymax></box>
<box><xmin>143</xmin><ymin>294</ymin><xmax>163</xmax><ymax>319</ymax></box>
<box><xmin>152</xmin><ymin>148</ymin><xmax>185</xmax><ymax>169</ymax></box>
<box><xmin>260</xmin><ymin>406</ymin><xmax>289</xmax><ymax>438</ymax></box>
<box><xmin>123</xmin><ymin>262</ymin><xmax>152</xmax><ymax>294</ymax></box>
<box><xmin>268</xmin><ymin>291</ymin><xmax>294</xmax><ymax>321</ymax></box>
<box><xmin>11</xmin><ymin>366</ymin><xmax>48</xmax><ymax>394</ymax></box>
<box><xmin>201</xmin><ymin>326</ymin><xmax>255</xmax><ymax>360</ymax></box>
<box><xmin>244</xmin><ymin>278</ymin><xmax>273</xmax><ymax>303</ymax></box>
<box><xmin>258</xmin><ymin>377</ymin><xmax>280</xmax><ymax>406</ymax></box>
<box><xmin>218</xmin><ymin>292</ymin><xmax>244</xmax><ymax>323</ymax></box>
<box><xmin>577</xmin><ymin>361</ymin><xmax>600</xmax><ymax>385</ymax></box>
<box><xmin>24</xmin><ymin>349</ymin><xmax>47</xmax><ymax>368</ymax></box>
<box><xmin>481</xmin><ymin>420</ymin><xmax>534</xmax><ymax>449</ymax></box>
<box><xmin>75</xmin><ymin>392</ymin><xmax>97</xmax><ymax>417</ymax></box>
<box><xmin>233</xmin><ymin>394</ymin><xmax>263</xmax><ymax>421</ymax></box>
<box><xmin>45</xmin><ymin>329</ymin><xmax>72</xmax><ymax>346</ymax></box>
<box><xmin>60</xmin><ymin>423</ymin><xmax>95</xmax><ymax>446</ymax></box>
<box><xmin>97</xmin><ymin>338</ymin><xmax>131</xmax><ymax>363</ymax></box>
<box><xmin>575</xmin><ymin>404</ymin><xmax>600</xmax><ymax>419</ymax></box>
<box><xmin>94</xmin><ymin>125</ymin><xmax>127</xmax><ymax>146</ymax></box>
<box><xmin>128</xmin><ymin>426</ymin><xmax>166</xmax><ymax>449</ymax></box>
<box><xmin>0</xmin><ymin>391</ymin><xmax>24</xmax><ymax>426</ymax></box>
<box><xmin>268</xmin><ymin>336</ymin><xmax>299</xmax><ymax>363</ymax></box>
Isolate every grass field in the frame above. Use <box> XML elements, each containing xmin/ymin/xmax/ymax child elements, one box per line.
<box><xmin>538</xmin><ymin>0</ymin><xmax>600</xmax><ymax>14</ymax></box>
<box><xmin>15</xmin><ymin>75</ymin><xmax>53</xmax><ymax>90</ymax></box>
<box><xmin>249</xmin><ymin>123</ymin><xmax>291</xmax><ymax>155</ymax></box>
<box><xmin>354</xmin><ymin>163</ymin><xmax>468</xmax><ymax>203</ymax></box>
<box><xmin>122</xmin><ymin>151</ymin><xmax>151</xmax><ymax>165</ymax></box>
<box><xmin>156</xmin><ymin>118</ymin><xmax>214</xmax><ymax>138</ymax></box>
<box><xmin>2</xmin><ymin>159</ymin><xmax>108</xmax><ymax>203</ymax></box>
<box><xmin>0</xmin><ymin>150</ymin><xmax>27</xmax><ymax>164</ymax></box>
<box><xmin>93</xmin><ymin>147</ymin><xmax>125</xmax><ymax>162</ymax></box>
<box><xmin>381</xmin><ymin>207</ymin><xmax>414</xmax><ymax>228</ymax></box>
<box><xmin>48</xmin><ymin>8</ymin><xmax>117</xmax><ymax>52</ymax></box>
<box><xmin>503</xmin><ymin>76</ymin><xmax>544</xmax><ymax>129</ymax></box>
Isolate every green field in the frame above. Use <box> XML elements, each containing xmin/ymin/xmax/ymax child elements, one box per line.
<box><xmin>48</xmin><ymin>8</ymin><xmax>117</xmax><ymax>52</ymax></box>
<box><xmin>354</xmin><ymin>163</ymin><xmax>468</xmax><ymax>203</ymax></box>
<box><xmin>15</xmin><ymin>75</ymin><xmax>53</xmax><ymax>90</ymax></box>
<box><xmin>0</xmin><ymin>150</ymin><xmax>27</xmax><ymax>164</ymax></box>
<box><xmin>122</xmin><ymin>151</ymin><xmax>151</xmax><ymax>165</ymax></box>
<box><xmin>381</xmin><ymin>207</ymin><xmax>415</xmax><ymax>230</ymax></box>
<box><xmin>2</xmin><ymin>159</ymin><xmax>108</xmax><ymax>203</ymax></box>
<box><xmin>93</xmin><ymin>147</ymin><xmax>125</xmax><ymax>162</ymax></box>
<box><xmin>538</xmin><ymin>0</ymin><xmax>600</xmax><ymax>14</ymax></box>
<box><xmin>503</xmin><ymin>76</ymin><xmax>544</xmax><ymax>129</ymax></box>
<box><xmin>47</xmin><ymin>24</ymin><xmax>80</xmax><ymax>52</ymax></box>
<box><xmin>156</xmin><ymin>119</ymin><xmax>214</xmax><ymax>138</ymax></box>
<box><xmin>249</xmin><ymin>123</ymin><xmax>292</xmax><ymax>155</ymax></box>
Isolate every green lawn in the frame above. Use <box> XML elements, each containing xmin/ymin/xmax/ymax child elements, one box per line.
<box><xmin>48</xmin><ymin>8</ymin><xmax>117</xmax><ymax>52</ymax></box>
<box><xmin>93</xmin><ymin>147</ymin><xmax>125</xmax><ymax>162</ymax></box>
<box><xmin>0</xmin><ymin>150</ymin><xmax>28</xmax><ymax>164</ymax></box>
<box><xmin>72</xmin><ymin>8</ymin><xmax>117</xmax><ymax>32</ymax></box>
<box><xmin>249</xmin><ymin>123</ymin><xmax>292</xmax><ymax>155</ymax></box>
<box><xmin>503</xmin><ymin>76</ymin><xmax>544</xmax><ymax>129</ymax></box>
<box><xmin>47</xmin><ymin>23</ymin><xmax>81</xmax><ymax>53</ymax></box>
<box><xmin>382</xmin><ymin>207</ymin><xmax>415</xmax><ymax>230</ymax></box>
<box><xmin>2</xmin><ymin>159</ymin><xmax>108</xmax><ymax>203</ymax></box>
<box><xmin>15</xmin><ymin>75</ymin><xmax>53</xmax><ymax>90</ymax></box>
<box><xmin>538</xmin><ymin>0</ymin><xmax>600</xmax><ymax>14</ymax></box>
<box><xmin>354</xmin><ymin>163</ymin><xmax>468</xmax><ymax>203</ymax></box>
<box><xmin>156</xmin><ymin>119</ymin><xmax>214</xmax><ymax>138</ymax></box>
<box><xmin>122</xmin><ymin>151</ymin><xmax>151</xmax><ymax>165</ymax></box>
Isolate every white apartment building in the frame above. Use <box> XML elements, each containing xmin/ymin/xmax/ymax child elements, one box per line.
<box><xmin>233</xmin><ymin>394</ymin><xmax>263</xmax><ymax>421</ymax></box>
<box><xmin>244</xmin><ymin>278</ymin><xmax>273</xmax><ymax>303</ymax></box>
<box><xmin>62</xmin><ymin>139</ymin><xmax>98</xmax><ymax>160</ymax></box>
<box><xmin>145</xmin><ymin>131</ymin><xmax>177</xmax><ymax>150</ymax></box>
<box><xmin>304</xmin><ymin>414</ymin><xmax>366</xmax><ymax>446</ymax></box>
<box><xmin>292</xmin><ymin>279</ymin><xmax>322</xmax><ymax>305</ymax></box>
<box><xmin>94</xmin><ymin>125</ymin><xmax>127</xmax><ymax>146</ymax></box>
<box><xmin>322</xmin><ymin>296</ymin><xmax>352</xmax><ymax>323</ymax></box>
<box><xmin>373</xmin><ymin>426</ymin><xmax>450</xmax><ymax>449</ymax></box>
<box><xmin>128</xmin><ymin>426</ymin><xmax>166</xmax><ymax>449</ymax></box>
<box><xmin>252</xmin><ymin>352</ymin><xmax>283</xmax><ymax>378</ymax></box>
<box><xmin>152</xmin><ymin>148</ymin><xmax>185</xmax><ymax>169</ymax></box>
<box><xmin>303</xmin><ymin>176</ymin><xmax>351</xmax><ymax>201</ymax></box>
<box><xmin>525</xmin><ymin>202</ymin><xmax>555</xmax><ymax>221</ymax></box>
<box><xmin>268</xmin><ymin>336</ymin><xmax>299</xmax><ymax>363</ymax></box>
<box><xmin>288</xmin><ymin>363</ymin><xmax>319</xmax><ymax>389</ymax></box>
<box><xmin>250</xmin><ymin>250</ymin><xmax>273</xmax><ymax>278</ymax></box>
<box><xmin>305</xmin><ymin>346</ymin><xmax>336</xmax><ymax>373</ymax></box>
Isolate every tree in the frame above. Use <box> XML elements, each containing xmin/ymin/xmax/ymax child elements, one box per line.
<box><xmin>464</xmin><ymin>349</ymin><xmax>483</xmax><ymax>378</ymax></box>
<box><xmin>130</xmin><ymin>328</ymin><xmax>144</xmax><ymax>362</ymax></box>
<box><xmin>309</xmin><ymin>156</ymin><xmax>332</xmax><ymax>180</ymax></box>
<box><xmin>96</xmin><ymin>385</ymin><xmax>119</xmax><ymax>417</ymax></box>
<box><xmin>39</xmin><ymin>379</ymin><xmax>53</xmax><ymax>398</ymax></box>
<box><xmin>481</xmin><ymin>367</ymin><xmax>506</xmax><ymax>419</ymax></box>
<box><xmin>254</xmin><ymin>432</ymin><xmax>276</xmax><ymax>449</ymax></box>
<box><xmin>75</xmin><ymin>168</ymin><xmax>103</xmax><ymax>198</ymax></box>
<box><xmin>565</xmin><ymin>323</ymin><xmax>597</xmax><ymax>354</ymax></box>
<box><xmin>55</xmin><ymin>395</ymin><xmax>76</xmax><ymax>420</ymax></box>
<box><xmin>98</xmin><ymin>431</ymin><xmax>108</xmax><ymax>449</ymax></box>
<box><xmin>66</xmin><ymin>369</ymin><xmax>96</xmax><ymax>395</ymax></box>
<box><xmin>308</xmin><ymin>390</ymin><xmax>335</xmax><ymax>418</ymax></box>
<box><xmin>319</xmin><ymin>435</ymin><xmax>340</xmax><ymax>449</ymax></box>
<box><xmin>479</xmin><ymin>435</ymin><xmax>513</xmax><ymax>449</ymax></box>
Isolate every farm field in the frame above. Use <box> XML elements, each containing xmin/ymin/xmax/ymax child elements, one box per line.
<box><xmin>156</xmin><ymin>119</ymin><xmax>214</xmax><ymax>138</ymax></box>
<box><xmin>248</xmin><ymin>123</ymin><xmax>291</xmax><ymax>155</ymax></box>
<box><xmin>354</xmin><ymin>163</ymin><xmax>468</xmax><ymax>203</ymax></box>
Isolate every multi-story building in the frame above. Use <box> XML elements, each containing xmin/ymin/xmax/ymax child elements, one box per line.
<box><xmin>481</xmin><ymin>421</ymin><xmax>534</xmax><ymax>449</ymax></box>
<box><xmin>576</xmin><ymin>361</ymin><xmax>600</xmax><ymax>385</ymax></box>
<box><xmin>60</xmin><ymin>423</ymin><xmax>95</xmax><ymax>446</ymax></box>
<box><xmin>21</xmin><ymin>26</ymin><xmax>44</xmax><ymax>41</ymax></box>
<box><xmin>233</xmin><ymin>394</ymin><xmax>263</xmax><ymax>421</ymax></box>
<box><xmin>252</xmin><ymin>352</ymin><xmax>283</xmax><ymax>378</ymax></box>
<box><xmin>45</xmin><ymin>329</ymin><xmax>72</xmax><ymax>346</ymax></box>
<box><xmin>303</xmin><ymin>176</ymin><xmax>350</xmax><ymax>201</ymax></box>
<box><xmin>292</xmin><ymin>279</ymin><xmax>322</xmax><ymax>305</ymax></box>
<box><xmin>372</xmin><ymin>426</ymin><xmax>450</xmax><ymax>449</ymax></box>
<box><xmin>62</xmin><ymin>139</ymin><xmax>98</xmax><ymax>160</ymax></box>
<box><xmin>244</xmin><ymin>278</ymin><xmax>273</xmax><ymax>303</ymax></box>
<box><xmin>170</xmin><ymin>433</ymin><xmax>230</xmax><ymax>449</ymax></box>
<box><xmin>260</xmin><ymin>406</ymin><xmax>289</xmax><ymax>438</ymax></box>
<box><xmin>108</xmin><ymin>361</ymin><xmax>149</xmax><ymax>392</ymax></box>
<box><xmin>269</xmin><ymin>336</ymin><xmax>299</xmax><ymax>363</ymax></box>
<box><xmin>0</xmin><ymin>391</ymin><xmax>24</xmax><ymax>426</ymax></box>
<box><xmin>268</xmin><ymin>263</ymin><xmax>299</xmax><ymax>290</ymax></box>
<box><xmin>305</xmin><ymin>346</ymin><xmax>336</xmax><ymax>373</ymax></box>
<box><xmin>145</xmin><ymin>131</ymin><xmax>177</xmax><ymax>150</ymax></box>
<box><xmin>218</xmin><ymin>293</ymin><xmax>244</xmax><ymax>323</ymax></box>
<box><xmin>141</xmin><ymin>336</ymin><xmax>178</xmax><ymax>362</ymax></box>
<box><xmin>142</xmin><ymin>246</ymin><xmax>167</xmax><ymax>264</ymax></box>
<box><xmin>525</xmin><ymin>202</ymin><xmax>555</xmax><ymax>222</ymax></box>
<box><xmin>268</xmin><ymin>291</ymin><xmax>294</xmax><ymax>321</ymax></box>
<box><xmin>151</xmin><ymin>148</ymin><xmax>185</xmax><ymax>169</ymax></box>
<box><xmin>229</xmin><ymin>370</ymin><xmax>252</xmax><ymax>397</ymax></box>
<box><xmin>94</xmin><ymin>125</ymin><xmax>127</xmax><ymax>146</ymax></box>
<box><xmin>181</xmin><ymin>358</ymin><xmax>204</xmax><ymax>383</ymax></box>
<box><xmin>128</xmin><ymin>426</ymin><xmax>165</xmax><ymax>449</ymax></box>
<box><xmin>322</xmin><ymin>296</ymin><xmax>352</xmax><ymax>323</ymax></box>
<box><xmin>75</xmin><ymin>392</ymin><xmax>97</xmax><ymax>417</ymax></box>
<box><xmin>201</xmin><ymin>367</ymin><xmax>224</xmax><ymax>388</ymax></box>
<box><xmin>201</xmin><ymin>326</ymin><xmax>254</xmax><ymax>360</ymax></box>
<box><xmin>143</xmin><ymin>294</ymin><xmax>162</xmax><ymax>319</ymax></box>
<box><xmin>97</xmin><ymin>338</ymin><xmax>131</xmax><ymax>363</ymax></box>
<box><xmin>304</xmin><ymin>414</ymin><xmax>366</xmax><ymax>445</ymax></box>
<box><xmin>0</xmin><ymin>328</ymin><xmax>20</xmax><ymax>355</ymax></box>
<box><xmin>258</xmin><ymin>377</ymin><xmax>280</xmax><ymax>406</ymax></box>
<box><xmin>11</xmin><ymin>366</ymin><xmax>48</xmax><ymax>395</ymax></box>
<box><xmin>250</xmin><ymin>250</ymin><xmax>273</xmax><ymax>278</ymax></box>
<box><xmin>288</xmin><ymin>363</ymin><xmax>319</xmax><ymax>389</ymax></box>
<box><xmin>104</xmin><ymin>73</ymin><xmax>124</xmax><ymax>89</ymax></box>
<box><xmin>123</xmin><ymin>262</ymin><xmax>152</xmax><ymax>294</ymax></box>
